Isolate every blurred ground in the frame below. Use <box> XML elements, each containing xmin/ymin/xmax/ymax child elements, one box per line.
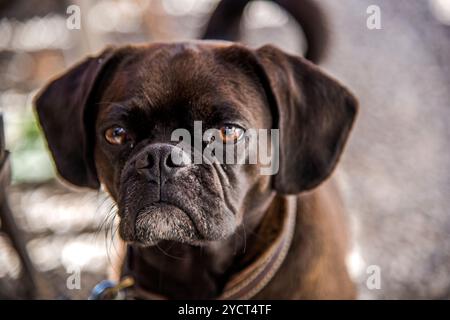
<box><xmin>1</xmin><ymin>0</ymin><xmax>450</xmax><ymax>299</ymax></box>
<box><xmin>319</xmin><ymin>0</ymin><xmax>450</xmax><ymax>299</ymax></box>
<box><xmin>0</xmin><ymin>181</ymin><xmax>120</xmax><ymax>298</ymax></box>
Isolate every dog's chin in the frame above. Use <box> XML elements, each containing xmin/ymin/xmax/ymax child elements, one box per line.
<box><xmin>119</xmin><ymin>202</ymin><xmax>235</xmax><ymax>247</ymax></box>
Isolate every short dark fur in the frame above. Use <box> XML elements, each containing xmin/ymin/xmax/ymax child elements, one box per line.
<box><xmin>35</xmin><ymin>42</ymin><xmax>357</xmax><ymax>299</ymax></box>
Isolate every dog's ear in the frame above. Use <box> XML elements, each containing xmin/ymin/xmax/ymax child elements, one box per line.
<box><xmin>34</xmin><ymin>47</ymin><xmax>118</xmax><ymax>188</ymax></box>
<box><xmin>255</xmin><ymin>45</ymin><xmax>358</xmax><ymax>194</ymax></box>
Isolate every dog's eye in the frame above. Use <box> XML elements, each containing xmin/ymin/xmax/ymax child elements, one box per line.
<box><xmin>105</xmin><ymin>126</ymin><xmax>128</xmax><ymax>145</ymax></box>
<box><xmin>219</xmin><ymin>125</ymin><xmax>244</xmax><ymax>143</ymax></box>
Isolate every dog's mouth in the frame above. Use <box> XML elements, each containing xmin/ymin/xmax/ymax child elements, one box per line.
<box><xmin>119</xmin><ymin>201</ymin><xmax>205</xmax><ymax>246</ymax></box>
<box><xmin>118</xmin><ymin>194</ymin><xmax>237</xmax><ymax>246</ymax></box>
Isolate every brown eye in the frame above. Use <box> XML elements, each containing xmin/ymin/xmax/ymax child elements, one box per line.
<box><xmin>219</xmin><ymin>125</ymin><xmax>244</xmax><ymax>143</ymax></box>
<box><xmin>105</xmin><ymin>126</ymin><xmax>128</xmax><ymax>145</ymax></box>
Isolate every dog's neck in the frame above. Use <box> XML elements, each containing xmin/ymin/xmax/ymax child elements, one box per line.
<box><xmin>124</xmin><ymin>194</ymin><xmax>285</xmax><ymax>299</ymax></box>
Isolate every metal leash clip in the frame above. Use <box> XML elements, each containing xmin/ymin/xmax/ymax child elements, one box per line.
<box><xmin>89</xmin><ymin>276</ymin><xmax>134</xmax><ymax>300</ymax></box>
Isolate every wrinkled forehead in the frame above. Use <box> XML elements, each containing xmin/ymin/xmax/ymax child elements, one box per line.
<box><xmin>97</xmin><ymin>42</ymin><xmax>271</xmax><ymax>127</ymax></box>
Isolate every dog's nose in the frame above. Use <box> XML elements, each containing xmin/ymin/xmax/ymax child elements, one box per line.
<box><xmin>135</xmin><ymin>144</ymin><xmax>190</xmax><ymax>181</ymax></box>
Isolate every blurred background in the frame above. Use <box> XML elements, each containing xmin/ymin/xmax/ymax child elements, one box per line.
<box><xmin>0</xmin><ymin>0</ymin><xmax>449</xmax><ymax>299</ymax></box>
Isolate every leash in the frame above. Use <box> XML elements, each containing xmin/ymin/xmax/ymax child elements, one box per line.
<box><xmin>89</xmin><ymin>276</ymin><xmax>135</xmax><ymax>300</ymax></box>
<box><xmin>90</xmin><ymin>196</ymin><xmax>296</xmax><ymax>300</ymax></box>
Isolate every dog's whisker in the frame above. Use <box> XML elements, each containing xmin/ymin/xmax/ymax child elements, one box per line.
<box><xmin>155</xmin><ymin>242</ymin><xmax>185</xmax><ymax>260</ymax></box>
<box><xmin>94</xmin><ymin>210</ymin><xmax>114</xmax><ymax>242</ymax></box>
<box><xmin>241</xmin><ymin>222</ymin><xmax>247</xmax><ymax>255</ymax></box>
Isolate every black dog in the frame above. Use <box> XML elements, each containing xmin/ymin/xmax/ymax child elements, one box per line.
<box><xmin>35</xmin><ymin>41</ymin><xmax>357</xmax><ymax>299</ymax></box>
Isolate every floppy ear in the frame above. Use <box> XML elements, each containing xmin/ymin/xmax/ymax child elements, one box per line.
<box><xmin>34</xmin><ymin>47</ymin><xmax>118</xmax><ymax>188</ymax></box>
<box><xmin>255</xmin><ymin>45</ymin><xmax>358</xmax><ymax>194</ymax></box>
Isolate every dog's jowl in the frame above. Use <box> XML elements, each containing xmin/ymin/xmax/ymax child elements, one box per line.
<box><xmin>34</xmin><ymin>41</ymin><xmax>358</xmax><ymax>299</ymax></box>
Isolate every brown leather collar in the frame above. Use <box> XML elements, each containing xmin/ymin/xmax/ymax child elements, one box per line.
<box><xmin>124</xmin><ymin>196</ymin><xmax>297</xmax><ymax>300</ymax></box>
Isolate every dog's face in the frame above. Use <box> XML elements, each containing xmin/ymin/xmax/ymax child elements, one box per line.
<box><xmin>34</xmin><ymin>41</ymin><xmax>357</xmax><ymax>246</ymax></box>
<box><xmin>94</xmin><ymin>43</ymin><xmax>274</xmax><ymax>245</ymax></box>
